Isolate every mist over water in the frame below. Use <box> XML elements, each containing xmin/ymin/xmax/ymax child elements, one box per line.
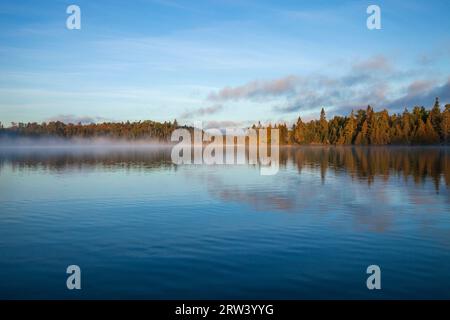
<box><xmin>0</xmin><ymin>146</ymin><xmax>449</xmax><ymax>299</ymax></box>
<box><xmin>0</xmin><ymin>136</ymin><xmax>173</xmax><ymax>148</ymax></box>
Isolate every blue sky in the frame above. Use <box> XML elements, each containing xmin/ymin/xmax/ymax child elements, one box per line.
<box><xmin>0</xmin><ymin>0</ymin><xmax>449</xmax><ymax>127</ymax></box>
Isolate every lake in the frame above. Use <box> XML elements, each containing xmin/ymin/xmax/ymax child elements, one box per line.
<box><xmin>0</xmin><ymin>146</ymin><xmax>449</xmax><ymax>299</ymax></box>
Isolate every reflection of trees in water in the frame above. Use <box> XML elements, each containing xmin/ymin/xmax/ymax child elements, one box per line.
<box><xmin>0</xmin><ymin>148</ymin><xmax>174</xmax><ymax>173</ymax></box>
<box><xmin>1</xmin><ymin>146</ymin><xmax>448</xmax><ymax>233</ymax></box>
<box><xmin>280</xmin><ymin>146</ymin><xmax>450</xmax><ymax>190</ymax></box>
<box><xmin>185</xmin><ymin>148</ymin><xmax>450</xmax><ymax>234</ymax></box>
<box><xmin>1</xmin><ymin>146</ymin><xmax>449</xmax><ymax>189</ymax></box>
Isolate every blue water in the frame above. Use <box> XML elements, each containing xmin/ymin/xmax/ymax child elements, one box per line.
<box><xmin>0</xmin><ymin>146</ymin><xmax>449</xmax><ymax>299</ymax></box>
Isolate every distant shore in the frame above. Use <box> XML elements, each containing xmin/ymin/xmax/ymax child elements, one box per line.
<box><xmin>1</xmin><ymin>97</ymin><xmax>449</xmax><ymax>146</ymax></box>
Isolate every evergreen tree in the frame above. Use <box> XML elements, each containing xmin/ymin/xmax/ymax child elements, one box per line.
<box><xmin>355</xmin><ymin>120</ymin><xmax>369</xmax><ymax>145</ymax></box>
<box><xmin>338</xmin><ymin>111</ymin><xmax>355</xmax><ymax>144</ymax></box>
<box><xmin>370</xmin><ymin>110</ymin><xmax>390</xmax><ymax>144</ymax></box>
<box><xmin>278</xmin><ymin>123</ymin><xmax>289</xmax><ymax>145</ymax></box>
<box><xmin>401</xmin><ymin>108</ymin><xmax>412</xmax><ymax>143</ymax></box>
<box><xmin>430</xmin><ymin>97</ymin><xmax>442</xmax><ymax>137</ymax></box>
<box><xmin>293</xmin><ymin>117</ymin><xmax>306</xmax><ymax>144</ymax></box>
<box><xmin>4</xmin><ymin>98</ymin><xmax>449</xmax><ymax>145</ymax></box>
<box><xmin>441</xmin><ymin>104</ymin><xmax>450</xmax><ymax>143</ymax></box>
<box><xmin>414</xmin><ymin>119</ymin><xmax>427</xmax><ymax>144</ymax></box>
<box><xmin>319</xmin><ymin>108</ymin><xmax>329</xmax><ymax>144</ymax></box>
<box><xmin>425</xmin><ymin>116</ymin><xmax>440</xmax><ymax>144</ymax></box>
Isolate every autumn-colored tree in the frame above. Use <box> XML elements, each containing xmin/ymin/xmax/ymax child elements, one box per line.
<box><xmin>338</xmin><ymin>111</ymin><xmax>355</xmax><ymax>144</ymax></box>
<box><xmin>430</xmin><ymin>97</ymin><xmax>442</xmax><ymax>137</ymax></box>
<box><xmin>424</xmin><ymin>116</ymin><xmax>440</xmax><ymax>144</ymax></box>
<box><xmin>277</xmin><ymin>123</ymin><xmax>289</xmax><ymax>145</ymax></box>
<box><xmin>401</xmin><ymin>108</ymin><xmax>412</xmax><ymax>143</ymax></box>
<box><xmin>3</xmin><ymin>98</ymin><xmax>449</xmax><ymax>145</ymax></box>
<box><xmin>365</xmin><ymin>105</ymin><xmax>375</xmax><ymax>142</ymax></box>
<box><xmin>370</xmin><ymin>110</ymin><xmax>390</xmax><ymax>144</ymax></box>
<box><xmin>441</xmin><ymin>104</ymin><xmax>450</xmax><ymax>143</ymax></box>
<box><xmin>354</xmin><ymin>120</ymin><xmax>369</xmax><ymax>145</ymax></box>
<box><xmin>328</xmin><ymin>116</ymin><xmax>345</xmax><ymax>144</ymax></box>
<box><xmin>413</xmin><ymin>119</ymin><xmax>427</xmax><ymax>144</ymax></box>
<box><xmin>292</xmin><ymin>117</ymin><xmax>307</xmax><ymax>144</ymax></box>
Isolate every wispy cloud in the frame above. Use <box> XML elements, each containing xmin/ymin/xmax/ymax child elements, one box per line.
<box><xmin>209</xmin><ymin>55</ymin><xmax>449</xmax><ymax>117</ymax></box>
<box><xmin>385</xmin><ymin>78</ymin><xmax>450</xmax><ymax>110</ymax></box>
<box><xmin>202</xmin><ymin>120</ymin><xmax>250</xmax><ymax>129</ymax></box>
<box><xmin>351</xmin><ymin>55</ymin><xmax>392</xmax><ymax>73</ymax></box>
<box><xmin>46</xmin><ymin>114</ymin><xmax>111</xmax><ymax>124</ymax></box>
<box><xmin>179</xmin><ymin>104</ymin><xmax>224</xmax><ymax>119</ymax></box>
<box><xmin>208</xmin><ymin>75</ymin><xmax>299</xmax><ymax>102</ymax></box>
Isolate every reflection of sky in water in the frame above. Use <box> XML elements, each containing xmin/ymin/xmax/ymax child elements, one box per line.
<box><xmin>0</xmin><ymin>146</ymin><xmax>449</xmax><ymax>299</ymax></box>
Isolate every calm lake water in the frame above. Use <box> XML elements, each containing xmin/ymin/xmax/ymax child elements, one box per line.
<box><xmin>0</xmin><ymin>146</ymin><xmax>449</xmax><ymax>299</ymax></box>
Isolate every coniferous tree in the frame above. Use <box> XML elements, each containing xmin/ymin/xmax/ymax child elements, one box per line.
<box><xmin>293</xmin><ymin>117</ymin><xmax>306</xmax><ymax>144</ymax></box>
<box><xmin>327</xmin><ymin>116</ymin><xmax>344</xmax><ymax>144</ymax></box>
<box><xmin>441</xmin><ymin>104</ymin><xmax>450</xmax><ymax>143</ymax></box>
<box><xmin>370</xmin><ymin>110</ymin><xmax>390</xmax><ymax>144</ymax></box>
<box><xmin>401</xmin><ymin>108</ymin><xmax>412</xmax><ymax>143</ymax></box>
<box><xmin>414</xmin><ymin>119</ymin><xmax>427</xmax><ymax>144</ymax></box>
<box><xmin>430</xmin><ymin>97</ymin><xmax>442</xmax><ymax>138</ymax></box>
<box><xmin>319</xmin><ymin>108</ymin><xmax>329</xmax><ymax>144</ymax></box>
<box><xmin>355</xmin><ymin>120</ymin><xmax>369</xmax><ymax>145</ymax></box>
<box><xmin>278</xmin><ymin>123</ymin><xmax>289</xmax><ymax>145</ymax></box>
<box><xmin>3</xmin><ymin>98</ymin><xmax>449</xmax><ymax>145</ymax></box>
<box><xmin>338</xmin><ymin>111</ymin><xmax>355</xmax><ymax>144</ymax></box>
<box><xmin>425</xmin><ymin>116</ymin><xmax>440</xmax><ymax>144</ymax></box>
<box><xmin>365</xmin><ymin>105</ymin><xmax>374</xmax><ymax>143</ymax></box>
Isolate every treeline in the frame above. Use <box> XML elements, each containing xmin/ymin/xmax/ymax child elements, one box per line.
<box><xmin>272</xmin><ymin>98</ymin><xmax>450</xmax><ymax>145</ymax></box>
<box><xmin>0</xmin><ymin>119</ymin><xmax>180</xmax><ymax>142</ymax></box>
<box><xmin>1</xmin><ymin>98</ymin><xmax>449</xmax><ymax>145</ymax></box>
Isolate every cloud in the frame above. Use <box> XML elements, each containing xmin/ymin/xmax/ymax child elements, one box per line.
<box><xmin>46</xmin><ymin>115</ymin><xmax>110</xmax><ymax>124</ymax></box>
<box><xmin>202</xmin><ymin>120</ymin><xmax>249</xmax><ymax>129</ymax></box>
<box><xmin>273</xmin><ymin>91</ymin><xmax>331</xmax><ymax>114</ymax></box>
<box><xmin>207</xmin><ymin>54</ymin><xmax>449</xmax><ymax>117</ymax></box>
<box><xmin>207</xmin><ymin>56</ymin><xmax>397</xmax><ymax>114</ymax></box>
<box><xmin>339</xmin><ymin>55</ymin><xmax>393</xmax><ymax>86</ymax></box>
<box><xmin>351</xmin><ymin>55</ymin><xmax>392</xmax><ymax>73</ymax></box>
<box><xmin>386</xmin><ymin>78</ymin><xmax>450</xmax><ymax>110</ymax></box>
<box><xmin>406</xmin><ymin>79</ymin><xmax>437</xmax><ymax>95</ymax></box>
<box><xmin>331</xmin><ymin>79</ymin><xmax>450</xmax><ymax>115</ymax></box>
<box><xmin>208</xmin><ymin>75</ymin><xmax>299</xmax><ymax>102</ymax></box>
<box><xmin>179</xmin><ymin>104</ymin><xmax>224</xmax><ymax>119</ymax></box>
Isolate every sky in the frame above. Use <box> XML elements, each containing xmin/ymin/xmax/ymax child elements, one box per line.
<box><xmin>0</xmin><ymin>0</ymin><xmax>449</xmax><ymax>128</ymax></box>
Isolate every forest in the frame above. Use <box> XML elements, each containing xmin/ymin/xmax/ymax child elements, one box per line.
<box><xmin>1</xmin><ymin>98</ymin><xmax>449</xmax><ymax>145</ymax></box>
